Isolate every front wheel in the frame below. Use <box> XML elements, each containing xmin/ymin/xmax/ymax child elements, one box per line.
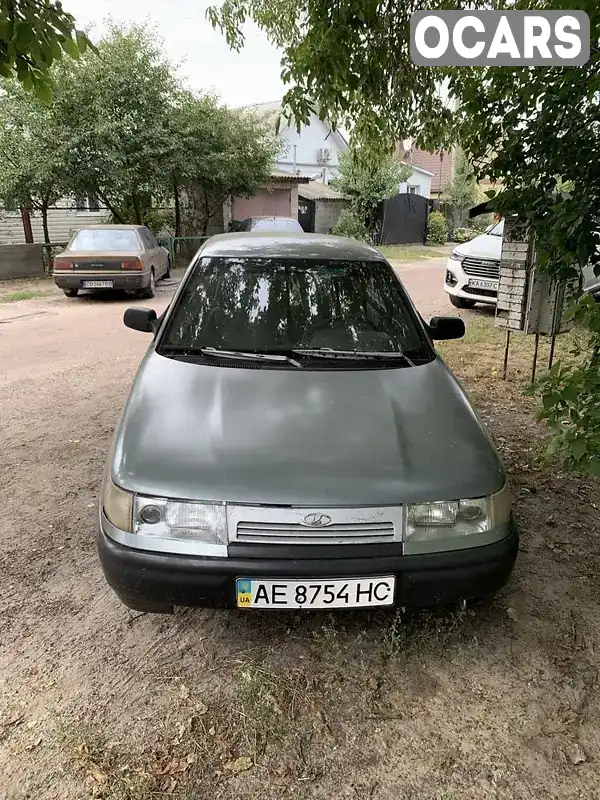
<box><xmin>449</xmin><ymin>294</ymin><xmax>476</xmax><ymax>309</ymax></box>
<box><xmin>63</xmin><ymin>288</ymin><xmax>79</xmax><ymax>298</ymax></box>
<box><xmin>140</xmin><ymin>268</ymin><xmax>156</xmax><ymax>299</ymax></box>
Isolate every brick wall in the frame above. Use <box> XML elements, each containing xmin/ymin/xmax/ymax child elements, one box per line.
<box><xmin>314</xmin><ymin>199</ymin><xmax>350</xmax><ymax>233</ymax></box>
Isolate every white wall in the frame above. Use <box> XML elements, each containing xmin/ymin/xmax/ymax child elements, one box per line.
<box><xmin>398</xmin><ymin>169</ymin><xmax>432</xmax><ymax>199</ymax></box>
<box><xmin>275</xmin><ymin>113</ymin><xmax>348</xmax><ymax>183</ymax></box>
<box><xmin>0</xmin><ymin>205</ymin><xmax>109</xmax><ymax>245</ymax></box>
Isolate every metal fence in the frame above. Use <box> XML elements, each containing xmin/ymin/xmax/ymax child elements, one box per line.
<box><xmin>158</xmin><ymin>236</ymin><xmax>210</xmax><ymax>267</ymax></box>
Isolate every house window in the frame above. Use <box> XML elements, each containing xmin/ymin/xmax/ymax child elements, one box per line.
<box><xmin>75</xmin><ymin>194</ymin><xmax>102</xmax><ymax>212</ymax></box>
<box><xmin>407</xmin><ymin>185</ymin><xmax>417</xmax><ymax>195</ymax></box>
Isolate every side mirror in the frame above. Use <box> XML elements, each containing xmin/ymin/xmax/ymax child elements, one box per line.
<box><xmin>428</xmin><ymin>316</ymin><xmax>465</xmax><ymax>340</ymax></box>
<box><xmin>124</xmin><ymin>307</ymin><xmax>157</xmax><ymax>333</ymax></box>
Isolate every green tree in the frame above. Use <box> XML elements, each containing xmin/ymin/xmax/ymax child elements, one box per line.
<box><xmin>165</xmin><ymin>100</ymin><xmax>277</xmax><ymax>236</ymax></box>
<box><xmin>0</xmin><ymin>81</ymin><xmax>68</xmax><ymax>242</ymax></box>
<box><xmin>443</xmin><ymin>149</ymin><xmax>483</xmax><ymax>234</ymax></box>
<box><xmin>332</xmin><ymin>147</ymin><xmax>411</xmax><ymax>235</ymax></box>
<box><xmin>50</xmin><ymin>23</ymin><xmax>178</xmax><ymax>224</ymax></box>
<box><xmin>0</xmin><ymin>0</ymin><xmax>93</xmax><ymax>99</ymax></box>
<box><xmin>209</xmin><ymin>0</ymin><xmax>600</xmax><ymax>474</ymax></box>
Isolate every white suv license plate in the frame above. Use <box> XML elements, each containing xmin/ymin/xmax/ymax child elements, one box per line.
<box><xmin>82</xmin><ymin>280</ymin><xmax>114</xmax><ymax>288</ymax></box>
<box><xmin>236</xmin><ymin>577</ymin><xmax>396</xmax><ymax>609</ymax></box>
<box><xmin>468</xmin><ymin>278</ymin><xmax>498</xmax><ymax>291</ymax></box>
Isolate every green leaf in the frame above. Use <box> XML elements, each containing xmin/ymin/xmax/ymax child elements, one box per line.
<box><xmin>547</xmin><ymin>436</ymin><xmax>561</xmax><ymax>456</ymax></box>
<box><xmin>35</xmin><ymin>81</ymin><xmax>53</xmax><ymax>105</ymax></box>
<box><xmin>570</xmin><ymin>439</ymin><xmax>588</xmax><ymax>460</ymax></box>
<box><xmin>61</xmin><ymin>36</ymin><xmax>81</xmax><ymax>59</ymax></box>
<box><xmin>14</xmin><ymin>22</ymin><xmax>34</xmax><ymax>52</ymax></box>
<box><xmin>75</xmin><ymin>30</ymin><xmax>88</xmax><ymax>54</ymax></box>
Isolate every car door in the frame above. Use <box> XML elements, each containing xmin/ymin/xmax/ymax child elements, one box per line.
<box><xmin>141</xmin><ymin>228</ymin><xmax>166</xmax><ymax>278</ymax></box>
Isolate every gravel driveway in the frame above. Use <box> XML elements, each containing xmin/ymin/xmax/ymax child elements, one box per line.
<box><xmin>3</xmin><ymin>261</ymin><xmax>599</xmax><ymax>800</ymax></box>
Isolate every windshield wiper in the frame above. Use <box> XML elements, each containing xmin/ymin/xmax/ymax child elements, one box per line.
<box><xmin>163</xmin><ymin>345</ymin><xmax>303</xmax><ymax>368</ymax></box>
<box><xmin>292</xmin><ymin>348</ymin><xmax>416</xmax><ymax>367</ymax></box>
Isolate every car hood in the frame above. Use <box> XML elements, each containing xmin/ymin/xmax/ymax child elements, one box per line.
<box><xmin>454</xmin><ymin>232</ymin><xmax>600</xmax><ymax>294</ymax></box>
<box><xmin>111</xmin><ymin>352</ymin><xmax>505</xmax><ymax>507</ymax></box>
<box><xmin>454</xmin><ymin>233</ymin><xmax>503</xmax><ymax>261</ymax></box>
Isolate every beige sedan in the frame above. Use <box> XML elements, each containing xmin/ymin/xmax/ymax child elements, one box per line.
<box><xmin>53</xmin><ymin>224</ymin><xmax>171</xmax><ymax>298</ymax></box>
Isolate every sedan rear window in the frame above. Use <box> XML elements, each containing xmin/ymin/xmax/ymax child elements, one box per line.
<box><xmin>69</xmin><ymin>229</ymin><xmax>141</xmax><ymax>252</ymax></box>
<box><xmin>248</xmin><ymin>218</ymin><xmax>303</xmax><ymax>232</ymax></box>
<box><xmin>160</xmin><ymin>257</ymin><xmax>432</xmax><ymax>359</ymax></box>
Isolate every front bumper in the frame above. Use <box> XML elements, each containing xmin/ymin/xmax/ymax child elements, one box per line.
<box><xmin>53</xmin><ymin>271</ymin><xmax>150</xmax><ymax>291</ymax></box>
<box><xmin>97</xmin><ymin>519</ymin><xmax>519</xmax><ymax>611</ymax></box>
<box><xmin>444</xmin><ymin>257</ymin><xmax>498</xmax><ymax>306</ymax></box>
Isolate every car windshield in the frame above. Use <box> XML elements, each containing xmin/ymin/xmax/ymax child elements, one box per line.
<box><xmin>488</xmin><ymin>220</ymin><xmax>505</xmax><ymax>237</ymax></box>
<box><xmin>69</xmin><ymin>229</ymin><xmax>141</xmax><ymax>252</ymax></box>
<box><xmin>250</xmin><ymin>218</ymin><xmax>303</xmax><ymax>232</ymax></box>
<box><xmin>159</xmin><ymin>257</ymin><xmax>432</xmax><ymax>360</ymax></box>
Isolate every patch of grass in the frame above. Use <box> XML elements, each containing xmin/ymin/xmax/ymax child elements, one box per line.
<box><xmin>378</xmin><ymin>244</ymin><xmax>449</xmax><ymax>261</ymax></box>
<box><xmin>438</xmin><ymin>315</ymin><xmax>583</xmax><ymax>387</ymax></box>
<box><xmin>58</xmin><ymin>661</ymin><xmax>332</xmax><ymax>799</ymax></box>
<box><xmin>0</xmin><ymin>289</ymin><xmax>52</xmax><ymax>303</ymax></box>
<box><xmin>58</xmin><ymin>724</ymin><xmax>161</xmax><ymax>800</ymax></box>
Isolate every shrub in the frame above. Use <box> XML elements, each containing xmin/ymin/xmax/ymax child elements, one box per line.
<box><xmin>452</xmin><ymin>227</ymin><xmax>479</xmax><ymax>243</ymax></box>
<box><xmin>427</xmin><ymin>211</ymin><xmax>448</xmax><ymax>244</ymax></box>
<box><xmin>470</xmin><ymin>213</ymin><xmax>495</xmax><ymax>233</ymax></box>
<box><xmin>332</xmin><ymin>209</ymin><xmax>370</xmax><ymax>241</ymax></box>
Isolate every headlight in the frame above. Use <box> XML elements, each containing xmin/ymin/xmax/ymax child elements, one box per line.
<box><xmin>133</xmin><ymin>497</ymin><xmax>227</xmax><ymax>545</ymax></box>
<box><xmin>450</xmin><ymin>249</ymin><xmax>465</xmax><ymax>262</ymax></box>
<box><xmin>406</xmin><ymin>485</ymin><xmax>511</xmax><ymax>542</ymax></box>
<box><xmin>102</xmin><ymin>475</ymin><xmax>133</xmax><ymax>532</ymax></box>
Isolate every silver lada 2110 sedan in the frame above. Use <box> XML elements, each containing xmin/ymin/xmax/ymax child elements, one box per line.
<box><xmin>97</xmin><ymin>233</ymin><xmax>517</xmax><ymax>613</ymax></box>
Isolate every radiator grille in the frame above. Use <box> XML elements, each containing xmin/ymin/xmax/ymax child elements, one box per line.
<box><xmin>235</xmin><ymin>519</ymin><xmax>395</xmax><ymax>545</ymax></box>
<box><xmin>462</xmin><ymin>257</ymin><xmax>500</xmax><ymax>280</ymax></box>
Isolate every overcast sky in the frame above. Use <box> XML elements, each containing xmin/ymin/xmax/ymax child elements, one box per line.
<box><xmin>63</xmin><ymin>0</ymin><xmax>287</xmax><ymax>108</ymax></box>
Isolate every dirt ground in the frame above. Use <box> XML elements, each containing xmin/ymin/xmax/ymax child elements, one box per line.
<box><xmin>1</xmin><ymin>261</ymin><xmax>600</xmax><ymax>800</ymax></box>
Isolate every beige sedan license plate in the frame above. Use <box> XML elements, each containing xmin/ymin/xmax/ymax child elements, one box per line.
<box><xmin>82</xmin><ymin>280</ymin><xmax>114</xmax><ymax>288</ymax></box>
<box><xmin>236</xmin><ymin>577</ymin><xmax>396</xmax><ymax>609</ymax></box>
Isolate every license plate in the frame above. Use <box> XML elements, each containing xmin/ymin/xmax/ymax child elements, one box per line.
<box><xmin>82</xmin><ymin>280</ymin><xmax>114</xmax><ymax>288</ymax></box>
<box><xmin>468</xmin><ymin>278</ymin><xmax>498</xmax><ymax>291</ymax></box>
<box><xmin>236</xmin><ymin>577</ymin><xmax>395</xmax><ymax>609</ymax></box>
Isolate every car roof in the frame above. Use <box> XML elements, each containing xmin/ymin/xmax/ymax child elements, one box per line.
<box><xmin>245</xmin><ymin>216</ymin><xmax>296</xmax><ymax>221</ymax></box>
<box><xmin>73</xmin><ymin>224</ymin><xmax>146</xmax><ymax>231</ymax></box>
<box><xmin>199</xmin><ymin>233</ymin><xmax>386</xmax><ymax>262</ymax></box>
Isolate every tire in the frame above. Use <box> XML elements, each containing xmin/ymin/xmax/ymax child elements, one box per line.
<box><xmin>63</xmin><ymin>288</ymin><xmax>79</xmax><ymax>298</ymax></box>
<box><xmin>449</xmin><ymin>294</ymin><xmax>476</xmax><ymax>309</ymax></box>
<box><xmin>140</xmin><ymin>268</ymin><xmax>156</xmax><ymax>299</ymax></box>
<box><xmin>165</xmin><ymin>257</ymin><xmax>171</xmax><ymax>279</ymax></box>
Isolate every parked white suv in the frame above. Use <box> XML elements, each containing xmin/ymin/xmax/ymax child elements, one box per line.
<box><xmin>444</xmin><ymin>219</ymin><xmax>599</xmax><ymax>309</ymax></box>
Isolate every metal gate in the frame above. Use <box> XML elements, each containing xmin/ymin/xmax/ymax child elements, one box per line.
<box><xmin>378</xmin><ymin>194</ymin><xmax>429</xmax><ymax>244</ymax></box>
<box><xmin>298</xmin><ymin>198</ymin><xmax>315</xmax><ymax>232</ymax></box>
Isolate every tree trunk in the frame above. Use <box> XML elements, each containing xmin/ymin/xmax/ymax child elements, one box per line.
<box><xmin>41</xmin><ymin>202</ymin><xmax>51</xmax><ymax>245</ymax></box>
<box><xmin>174</xmin><ymin>181</ymin><xmax>181</xmax><ymax>238</ymax></box>
<box><xmin>95</xmin><ymin>189</ymin><xmax>125</xmax><ymax>223</ymax></box>
<box><xmin>132</xmin><ymin>193</ymin><xmax>143</xmax><ymax>225</ymax></box>
<box><xmin>201</xmin><ymin>188</ymin><xmax>211</xmax><ymax>237</ymax></box>
<box><xmin>20</xmin><ymin>205</ymin><xmax>34</xmax><ymax>243</ymax></box>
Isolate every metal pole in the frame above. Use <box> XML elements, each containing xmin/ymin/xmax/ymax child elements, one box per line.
<box><xmin>502</xmin><ymin>329</ymin><xmax>511</xmax><ymax>380</ymax></box>
<box><xmin>548</xmin><ymin>334</ymin><xmax>557</xmax><ymax>370</ymax></box>
<box><xmin>531</xmin><ymin>333</ymin><xmax>540</xmax><ymax>384</ymax></box>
